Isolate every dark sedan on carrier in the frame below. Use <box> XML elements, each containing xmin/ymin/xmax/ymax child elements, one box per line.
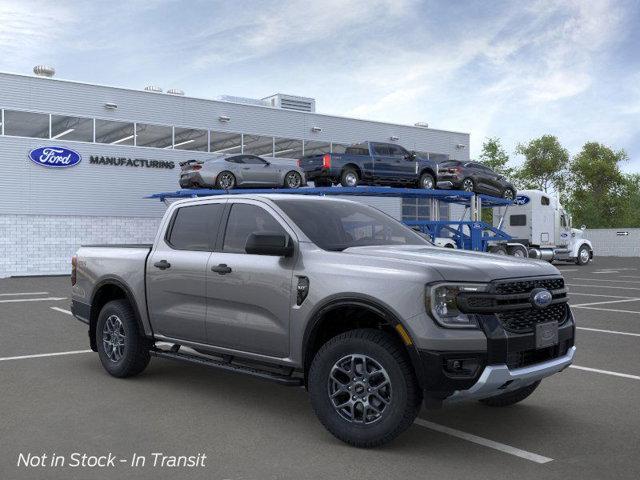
<box><xmin>436</xmin><ymin>160</ymin><xmax>516</xmax><ymax>199</ymax></box>
<box><xmin>179</xmin><ymin>154</ymin><xmax>307</xmax><ymax>190</ymax></box>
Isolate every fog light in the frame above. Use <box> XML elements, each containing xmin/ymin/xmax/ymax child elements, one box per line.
<box><xmin>444</xmin><ymin>357</ymin><xmax>480</xmax><ymax>377</ymax></box>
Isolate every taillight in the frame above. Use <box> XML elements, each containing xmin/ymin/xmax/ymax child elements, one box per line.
<box><xmin>192</xmin><ymin>164</ymin><xmax>202</xmax><ymax>170</ymax></box>
<box><xmin>322</xmin><ymin>154</ymin><xmax>331</xmax><ymax>168</ymax></box>
<box><xmin>71</xmin><ymin>255</ymin><xmax>77</xmax><ymax>286</ymax></box>
<box><xmin>297</xmin><ymin>159</ymin><xmax>302</xmax><ymax>167</ymax></box>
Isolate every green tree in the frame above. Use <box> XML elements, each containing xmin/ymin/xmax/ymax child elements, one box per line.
<box><xmin>515</xmin><ymin>135</ymin><xmax>569</xmax><ymax>193</ymax></box>
<box><xmin>479</xmin><ymin>137</ymin><xmax>514</xmax><ymax>177</ymax></box>
<box><xmin>566</xmin><ymin>142</ymin><xmax>628</xmax><ymax>228</ymax></box>
<box><xmin>619</xmin><ymin>174</ymin><xmax>640</xmax><ymax>227</ymax></box>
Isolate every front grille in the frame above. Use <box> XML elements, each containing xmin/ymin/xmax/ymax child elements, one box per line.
<box><xmin>496</xmin><ymin>302</ymin><xmax>568</xmax><ymax>333</ymax></box>
<box><xmin>506</xmin><ymin>340</ymin><xmax>571</xmax><ymax>369</ymax></box>
<box><xmin>494</xmin><ymin>278</ymin><xmax>564</xmax><ymax>295</ymax></box>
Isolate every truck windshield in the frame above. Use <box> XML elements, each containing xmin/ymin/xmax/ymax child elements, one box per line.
<box><xmin>273</xmin><ymin>199</ymin><xmax>432</xmax><ymax>251</ymax></box>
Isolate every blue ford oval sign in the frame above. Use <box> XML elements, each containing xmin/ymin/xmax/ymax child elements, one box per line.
<box><xmin>28</xmin><ymin>146</ymin><xmax>82</xmax><ymax>168</ymax></box>
<box><xmin>531</xmin><ymin>289</ymin><xmax>553</xmax><ymax>309</ymax></box>
<box><xmin>514</xmin><ymin>195</ymin><xmax>530</xmax><ymax>206</ymax></box>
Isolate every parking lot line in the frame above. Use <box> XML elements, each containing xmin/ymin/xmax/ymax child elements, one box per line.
<box><xmin>0</xmin><ymin>350</ymin><xmax>92</xmax><ymax>362</ymax></box>
<box><xmin>571</xmin><ymin>278</ymin><xmax>640</xmax><ymax>284</ymax></box>
<box><xmin>571</xmin><ymin>298</ymin><xmax>640</xmax><ymax>307</ymax></box>
<box><xmin>413</xmin><ymin>419</ymin><xmax>553</xmax><ymax>464</ymax></box>
<box><xmin>0</xmin><ymin>296</ymin><xmax>67</xmax><ymax>304</ymax></box>
<box><xmin>0</xmin><ymin>291</ymin><xmax>49</xmax><ymax>296</ymax></box>
<box><xmin>570</xmin><ymin>365</ymin><xmax>640</xmax><ymax>381</ymax></box>
<box><xmin>50</xmin><ymin>306</ymin><xmax>72</xmax><ymax>315</ymax></box>
<box><xmin>577</xmin><ymin>327</ymin><xmax>640</xmax><ymax>337</ymax></box>
<box><xmin>571</xmin><ymin>305</ymin><xmax>640</xmax><ymax>314</ymax></box>
<box><xmin>566</xmin><ymin>284</ymin><xmax>640</xmax><ymax>291</ymax></box>
<box><xmin>568</xmin><ymin>292</ymin><xmax>637</xmax><ymax>299</ymax></box>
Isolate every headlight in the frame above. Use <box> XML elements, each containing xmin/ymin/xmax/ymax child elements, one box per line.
<box><xmin>426</xmin><ymin>283</ymin><xmax>488</xmax><ymax>329</ymax></box>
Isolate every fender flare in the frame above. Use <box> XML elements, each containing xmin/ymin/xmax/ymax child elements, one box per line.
<box><xmin>89</xmin><ymin>277</ymin><xmax>150</xmax><ymax>350</ymax></box>
<box><xmin>301</xmin><ymin>294</ymin><xmax>427</xmax><ymax>389</ymax></box>
<box><xmin>571</xmin><ymin>239</ymin><xmax>593</xmax><ymax>258</ymax></box>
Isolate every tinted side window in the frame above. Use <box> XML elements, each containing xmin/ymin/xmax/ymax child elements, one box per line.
<box><xmin>387</xmin><ymin>145</ymin><xmax>405</xmax><ymax>157</ymax></box>
<box><xmin>226</xmin><ymin>156</ymin><xmax>244</xmax><ymax>164</ymax></box>
<box><xmin>243</xmin><ymin>155</ymin><xmax>267</xmax><ymax>165</ymax></box>
<box><xmin>167</xmin><ymin>204</ymin><xmax>224</xmax><ymax>251</ymax></box>
<box><xmin>223</xmin><ymin>204</ymin><xmax>287</xmax><ymax>253</ymax></box>
<box><xmin>372</xmin><ymin>144</ymin><xmax>390</xmax><ymax>156</ymax></box>
<box><xmin>510</xmin><ymin>214</ymin><xmax>527</xmax><ymax>226</ymax></box>
<box><xmin>541</xmin><ymin>196</ymin><xmax>550</xmax><ymax>205</ymax></box>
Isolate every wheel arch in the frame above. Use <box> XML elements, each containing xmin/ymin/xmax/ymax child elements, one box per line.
<box><xmin>419</xmin><ymin>167</ymin><xmax>436</xmax><ymax>179</ymax></box>
<box><xmin>88</xmin><ymin>278</ymin><xmax>148</xmax><ymax>352</ymax></box>
<box><xmin>342</xmin><ymin>163</ymin><xmax>362</xmax><ymax>178</ymax></box>
<box><xmin>301</xmin><ymin>295</ymin><xmax>425</xmax><ymax>389</ymax></box>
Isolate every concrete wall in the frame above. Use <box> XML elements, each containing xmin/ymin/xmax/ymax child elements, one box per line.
<box><xmin>583</xmin><ymin>228</ymin><xmax>640</xmax><ymax>257</ymax></box>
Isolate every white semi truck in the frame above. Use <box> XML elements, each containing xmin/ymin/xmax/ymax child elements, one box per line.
<box><xmin>492</xmin><ymin>189</ymin><xmax>593</xmax><ymax>265</ymax></box>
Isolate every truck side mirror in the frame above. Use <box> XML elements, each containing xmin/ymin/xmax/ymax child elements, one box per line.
<box><xmin>245</xmin><ymin>232</ymin><xmax>293</xmax><ymax>257</ymax></box>
<box><xmin>581</xmin><ymin>225</ymin><xmax>586</xmax><ymax>230</ymax></box>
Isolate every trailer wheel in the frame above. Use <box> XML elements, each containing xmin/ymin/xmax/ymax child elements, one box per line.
<box><xmin>340</xmin><ymin>168</ymin><xmax>359</xmax><ymax>187</ymax></box>
<box><xmin>576</xmin><ymin>245</ymin><xmax>591</xmax><ymax>265</ymax></box>
<box><xmin>507</xmin><ymin>244</ymin><xmax>528</xmax><ymax>258</ymax></box>
<box><xmin>489</xmin><ymin>245</ymin><xmax>508</xmax><ymax>256</ymax></box>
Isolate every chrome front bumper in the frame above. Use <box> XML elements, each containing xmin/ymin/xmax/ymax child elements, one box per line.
<box><xmin>448</xmin><ymin>346</ymin><xmax>576</xmax><ymax>402</ymax></box>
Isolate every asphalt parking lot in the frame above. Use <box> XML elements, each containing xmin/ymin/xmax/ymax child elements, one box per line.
<box><xmin>1</xmin><ymin>257</ymin><xmax>640</xmax><ymax>480</ymax></box>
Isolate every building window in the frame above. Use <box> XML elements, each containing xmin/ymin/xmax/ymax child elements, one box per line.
<box><xmin>3</xmin><ymin>110</ymin><xmax>50</xmax><ymax>139</ymax></box>
<box><xmin>273</xmin><ymin>137</ymin><xmax>303</xmax><ymax>159</ymax></box>
<box><xmin>402</xmin><ymin>199</ymin><xmax>449</xmax><ymax>222</ymax></box>
<box><xmin>303</xmin><ymin>140</ymin><xmax>331</xmax><ymax>156</ymax></box>
<box><xmin>95</xmin><ymin>119</ymin><xmax>135</xmax><ymax>145</ymax></box>
<box><xmin>243</xmin><ymin>134</ymin><xmax>274</xmax><ymax>156</ymax></box>
<box><xmin>50</xmin><ymin>114</ymin><xmax>94</xmax><ymax>142</ymax></box>
<box><xmin>173</xmin><ymin>127</ymin><xmax>208</xmax><ymax>151</ymax></box>
<box><xmin>135</xmin><ymin>123</ymin><xmax>173</xmax><ymax>148</ymax></box>
<box><xmin>210</xmin><ymin>131</ymin><xmax>242</xmax><ymax>154</ymax></box>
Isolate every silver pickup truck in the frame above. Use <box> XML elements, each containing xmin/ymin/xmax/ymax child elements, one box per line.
<box><xmin>71</xmin><ymin>194</ymin><xmax>575</xmax><ymax>447</ymax></box>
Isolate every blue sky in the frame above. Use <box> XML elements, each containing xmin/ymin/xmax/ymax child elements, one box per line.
<box><xmin>1</xmin><ymin>0</ymin><xmax>639</xmax><ymax>171</ymax></box>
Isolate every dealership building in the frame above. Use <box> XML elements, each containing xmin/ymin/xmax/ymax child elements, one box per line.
<box><xmin>0</xmin><ymin>68</ymin><xmax>470</xmax><ymax>277</ymax></box>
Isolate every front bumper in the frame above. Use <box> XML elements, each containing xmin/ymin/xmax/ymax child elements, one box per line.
<box><xmin>448</xmin><ymin>346</ymin><xmax>575</xmax><ymax>401</ymax></box>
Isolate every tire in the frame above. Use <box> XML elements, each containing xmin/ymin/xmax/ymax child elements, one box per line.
<box><xmin>461</xmin><ymin>178</ymin><xmax>475</xmax><ymax>192</ymax></box>
<box><xmin>502</xmin><ymin>188</ymin><xmax>516</xmax><ymax>200</ymax></box>
<box><xmin>479</xmin><ymin>381</ymin><xmax>540</xmax><ymax>407</ymax></box>
<box><xmin>215</xmin><ymin>171</ymin><xmax>236</xmax><ymax>190</ymax></box>
<box><xmin>489</xmin><ymin>245</ymin><xmax>508</xmax><ymax>256</ymax></box>
<box><xmin>284</xmin><ymin>171</ymin><xmax>303</xmax><ymax>189</ymax></box>
<box><xmin>308</xmin><ymin>329</ymin><xmax>422</xmax><ymax>448</ymax></box>
<box><xmin>340</xmin><ymin>168</ymin><xmax>359</xmax><ymax>187</ymax></box>
<box><xmin>507</xmin><ymin>244</ymin><xmax>528</xmax><ymax>258</ymax></box>
<box><xmin>96</xmin><ymin>300</ymin><xmax>150</xmax><ymax>378</ymax></box>
<box><xmin>576</xmin><ymin>245</ymin><xmax>591</xmax><ymax>265</ymax></box>
<box><xmin>314</xmin><ymin>178</ymin><xmax>332</xmax><ymax>187</ymax></box>
<box><xmin>418</xmin><ymin>172</ymin><xmax>435</xmax><ymax>190</ymax></box>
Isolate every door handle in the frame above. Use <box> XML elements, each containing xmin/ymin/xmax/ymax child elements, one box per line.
<box><xmin>242</xmin><ymin>167</ymin><xmax>250</xmax><ymax>170</ymax></box>
<box><xmin>211</xmin><ymin>264</ymin><xmax>232</xmax><ymax>275</ymax></box>
<box><xmin>153</xmin><ymin>260</ymin><xmax>171</xmax><ymax>270</ymax></box>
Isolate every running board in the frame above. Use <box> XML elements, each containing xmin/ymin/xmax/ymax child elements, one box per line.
<box><xmin>150</xmin><ymin>349</ymin><xmax>303</xmax><ymax>386</ymax></box>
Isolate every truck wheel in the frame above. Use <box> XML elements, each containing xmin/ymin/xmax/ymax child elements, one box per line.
<box><xmin>507</xmin><ymin>244</ymin><xmax>528</xmax><ymax>258</ymax></box>
<box><xmin>576</xmin><ymin>245</ymin><xmax>591</xmax><ymax>265</ymax></box>
<box><xmin>479</xmin><ymin>381</ymin><xmax>540</xmax><ymax>407</ymax></box>
<box><xmin>308</xmin><ymin>329</ymin><xmax>422</xmax><ymax>448</ymax></box>
<box><xmin>502</xmin><ymin>188</ymin><xmax>516</xmax><ymax>200</ymax></box>
<box><xmin>489</xmin><ymin>245</ymin><xmax>508</xmax><ymax>255</ymax></box>
<box><xmin>419</xmin><ymin>172</ymin><xmax>435</xmax><ymax>189</ymax></box>
<box><xmin>96</xmin><ymin>300</ymin><xmax>150</xmax><ymax>378</ymax></box>
<box><xmin>340</xmin><ymin>168</ymin><xmax>359</xmax><ymax>187</ymax></box>
<box><xmin>215</xmin><ymin>171</ymin><xmax>236</xmax><ymax>189</ymax></box>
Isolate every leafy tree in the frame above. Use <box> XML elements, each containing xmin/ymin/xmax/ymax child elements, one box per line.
<box><xmin>479</xmin><ymin>137</ymin><xmax>514</xmax><ymax>177</ymax></box>
<box><xmin>566</xmin><ymin>142</ymin><xmax>628</xmax><ymax>228</ymax></box>
<box><xmin>515</xmin><ymin>135</ymin><xmax>569</xmax><ymax>193</ymax></box>
<box><xmin>619</xmin><ymin>174</ymin><xmax>640</xmax><ymax>227</ymax></box>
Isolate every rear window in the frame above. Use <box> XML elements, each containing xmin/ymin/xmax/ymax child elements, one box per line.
<box><xmin>167</xmin><ymin>203</ymin><xmax>225</xmax><ymax>251</ymax></box>
<box><xmin>510</xmin><ymin>214</ymin><xmax>527</xmax><ymax>226</ymax></box>
<box><xmin>439</xmin><ymin>160</ymin><xmax>461</xmax><ymax>167</ymax></box>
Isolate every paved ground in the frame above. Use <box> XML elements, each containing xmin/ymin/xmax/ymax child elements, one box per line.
<box><xmin>1</xmin><ymin>257</ymin><xmax>640</xmax><ymax>480</ymax></box>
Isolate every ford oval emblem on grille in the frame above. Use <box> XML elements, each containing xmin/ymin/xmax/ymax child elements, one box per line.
<box><xmin>28</xmin><ymin>146</ymin><xmax>82</xmax><ymax>168</ymax></box>
<box><xmin>531</xmin><ymin>288</ymin><xmax>553</xmax><ymax>309</ymax></box>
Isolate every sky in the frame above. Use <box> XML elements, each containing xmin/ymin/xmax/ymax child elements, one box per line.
<box><xmin>1</xmin><ymin>0</ymin><xmax>639</xmax><ymax>171</ymax></box>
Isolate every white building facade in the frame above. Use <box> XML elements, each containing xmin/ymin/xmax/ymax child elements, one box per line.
<box><xmin>0</xmin><ymin>71</ymin><xmax>470</xmax><ymax>276</ymax></box>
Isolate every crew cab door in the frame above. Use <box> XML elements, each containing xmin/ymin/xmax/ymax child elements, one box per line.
<box><xmin>387</xmin><ymin>144</ymin><xmax>417</xmax><ymax>183</ymax></box>
<box><xmin>146</xmin><ymin>201</ymin><xmax>226</xmax><ymax>343</ymax></box>
<box><xmin>204</xmin><ymin>200</ymin><xmax>296</xmax><ymax>358</ymax></box>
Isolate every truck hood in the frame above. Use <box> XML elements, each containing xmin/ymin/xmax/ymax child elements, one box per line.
<box><xmin>342</xmin><ymin>245</ymin><xmax>560</xmax><ymax>282</ymax></box>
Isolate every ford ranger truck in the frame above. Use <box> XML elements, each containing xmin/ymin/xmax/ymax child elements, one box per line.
<box><xmin>71</xmin><ymin>195</ymin><xmax>575</xmax><ymax>448</ymax></box>
<box><xmin>298</xmin><ymin>141</ymin><xmax>439</xmax><ymax>189</ymax></box>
